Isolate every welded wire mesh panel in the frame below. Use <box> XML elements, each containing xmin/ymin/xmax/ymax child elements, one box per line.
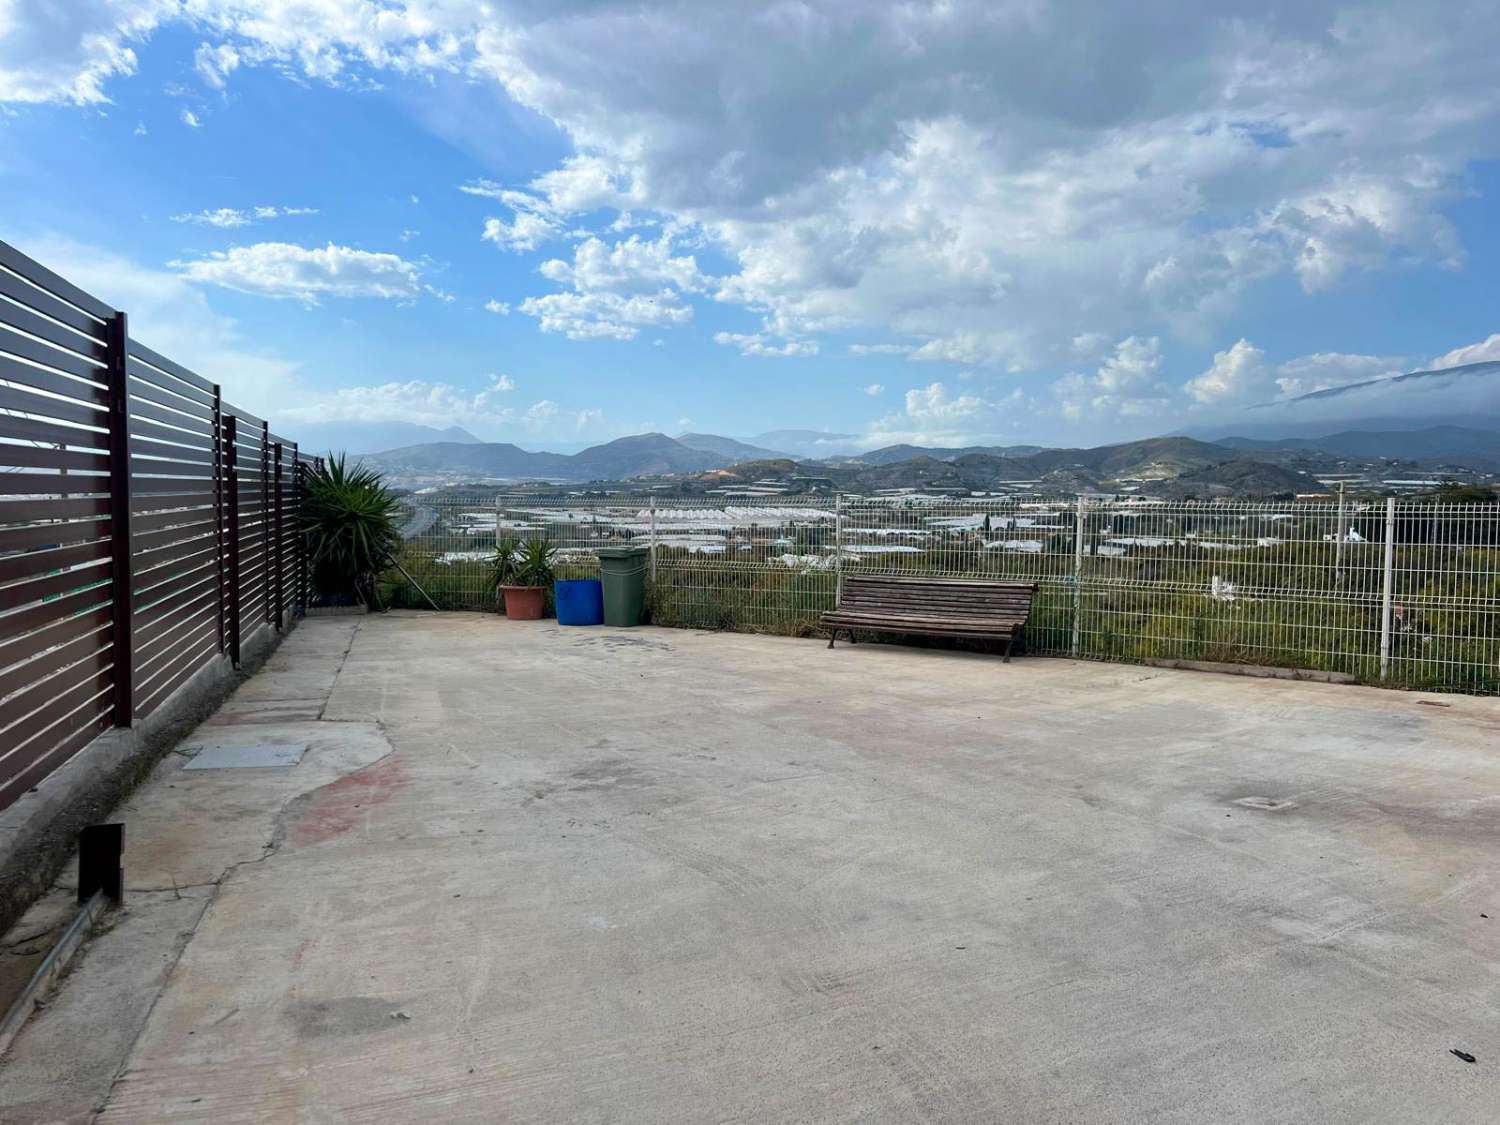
<box><xmin>1073</xmin><ymin>500</ymin><xmax>1390</xmax><ymax>678</ymax></box>
<box><xmin>1386</xmin><ymin>502</ymin><xmax>1500</xmax><ymax>693</ymax></box>
<box><xmin>386</xmin><ymin>491</ymin><xmax>506</xmax><ymax>609</ymax></box>
<box><xmin>388</xmin><ymin>490</ymin><xmax>1500</xmax><ymax>692</ymax></box>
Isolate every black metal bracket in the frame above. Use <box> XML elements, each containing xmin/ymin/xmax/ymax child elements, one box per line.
<box><xmin>78</xmin><ymin>824</ymin><xmax>125</xmax><ymax>905</ymax></box>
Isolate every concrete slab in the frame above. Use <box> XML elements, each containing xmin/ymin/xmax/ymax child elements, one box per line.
<box><xmin>182</xmin><ymin>742</ymin><xmax>307</xmax><ymax>770</ymax></box>
<box><xmin>8</xmin><ymin>614</ymin><xmax>1500</xmax><ymax>1123</ymax></box>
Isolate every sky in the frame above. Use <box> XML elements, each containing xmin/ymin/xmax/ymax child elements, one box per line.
<box><xmin>2</xmin><ymin>0</ymin><xmax>1499</xmax><ymax>454</ymax></box>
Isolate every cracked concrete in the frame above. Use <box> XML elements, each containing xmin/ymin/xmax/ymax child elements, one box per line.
<box><xmin>4</xmin><ymin>612</ymin><xmax>1500</xmax><ymax>1123</ymax></box>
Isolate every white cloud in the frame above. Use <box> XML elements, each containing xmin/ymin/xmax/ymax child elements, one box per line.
<box><xmin>490</xmin><ymin>373</ymin><xmax>515</xmax><ymax>391</ymax></box>
<box><xmin>180</xmin><ymin>107</ymin><xmax>202</xmax><ymax>128</ymax></box>
<box><xmin>539</xmin><ymin>234</ymin><xmax>704</xmax><ymax>294</ymax></box>
<box><xmin>1431</xmin><ymin>333</ymin><xmax>1500</xmax><ymax>369</ymax></box>
<box><xmin>1271</xmin><ymin>351</ymin><xmax>1406</xmax><ymax>398</ymax></box>
<box><xmin>903</xmin><ymin>383</ymin><xmax>983</xmax><ymax>422</ymax></box>
<box><xmin>848</xmin><ymin>343</ymin><xmax>913</xmax><ymax>357</ymax></box>
<box><xmin>864</xmin><ymin>383</ymin><xmax>884</xmax><ymax>397</ymax></box>
<box><xmin>481</xmin><ymin>211</ymin><xmax>558</xmax><ymax>253</ymax></box>
<box><xmin>524</xmin><ymin>400</ymin><xmax>559</xmax><ymax>428</ymax></box>
<box><xmin>1185</xmin><ymin>339</ymin><xmax>1272</xmax><ymax>405</ymax></box>
<box><xmin>171</xmin><ymin>205</ymin><xmax>318</xmax><ymax>228</ymax></box>
<box><xmin>173</xmin><ymin>241</ymin><xmax>425</xmax><ymax>303</ymax></box>
<box><xmin>283</xmin><ymin>378</ymin><xmax>518</xmax><ymax>428</ymax></box>
<box><xmin>1055</xmin><ymin>336</ymin><xmax>1169</xmax><ymax>420</ymax></box>
<box><xmin>484</xmin><ymin>299</ymin><xmax>511</xmax><ymax>315</ymax></box>
<box><xmin>194</xmin><ymin>41</ymin><xmax>239</xmax><ymax>88</ymax></box>
<box><xmin>713</xmin><ymin>332</ymin><xmax>817</xmax><ymax>358</ymax></box>
<box><xmin>8</xmin><ymin>1</ymin><xmax>1500</xmax><ymax>405</ymax></box>
<box><xmin>575</xmin><ymin>407</ymin><xmax>605</xmax><ymax>431</ymax></box>
<box><xmin>518</xmin><ymin>290</ymin><xmax>691</xmax><ymax>341</ymax></box>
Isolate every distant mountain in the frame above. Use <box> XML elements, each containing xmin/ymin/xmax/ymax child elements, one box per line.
<box><xmin>568</xmin><ymin>433</ymin><xmax>725</xmax><ymax>478</ymax></box>
<box><xmin>285</xmin><ymin>421</ymin><xmax>482</xmax><ymax>455</ymax></box>
<box><xmin>365</xmin><ymin>432</ymin><xmax>742</xmax><ymax>482</ymax></box>
<box><xmin>695</xmin><ymin>435</ymin><xmax>1309</xmax><ymax>496</ymax></box>
<box><xmin>674</xmin><ymin>432</ymin><xmax>790</xmax><ymax>460</ymax></box>
<box><xmin>750</xmin><ymin>429</ymin><xmax>860</xmax><ymax>458</ymax></box>
<box><xmin>1140</xmin><ymin>459</ymin><xmax>1322</xmax><ymax>499</ymax></box>
<box><xmin>838</xmin><ymin>442</ymin><xmax>1047</xmax><ymax>465</ymax></box>
<box><xmin>1216</xmin><ymin>425</ymin><xmax>1500</xmax><ymax>469</ymax></box>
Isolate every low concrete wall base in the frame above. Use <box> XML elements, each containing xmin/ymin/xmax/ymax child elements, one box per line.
<box><xmin>0</xmin><ymin>617</ymin><xmax>291</xmax><ymax>936</ymax></box>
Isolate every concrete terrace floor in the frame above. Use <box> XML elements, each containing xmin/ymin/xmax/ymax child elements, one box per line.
<box><xmin>3</xmin><ymin>612</ymin><xmax>1499</xmax><ymax>1123</ymax></box>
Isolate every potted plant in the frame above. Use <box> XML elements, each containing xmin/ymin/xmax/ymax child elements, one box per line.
<box><xmin>489</xmin><ymin>536</ymin><xmax>520</xmax><ymax>612</ymax></box>
<box><xmin>301</xmin><ymin>453</ymin><xmax>400</xmax><ymax>612</ymax></box>
<box><xmin>499</xmin><ymin>537</ymin><xmax>555</xmax><ymax>620</ymax></box>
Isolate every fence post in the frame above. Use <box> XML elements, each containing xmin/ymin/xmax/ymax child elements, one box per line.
<box><xmin>224</xmin><ymin>415</ymin><xmax>242</xmax><ymax>667</ymax></box>
<box><xmin>834</xmin><ymin>493</ymin><xmax>844</xmax><ymax>608</ymax></box>
<box><xmin>1379</xmin><ymin>496</ymin><xmax>1396</xmax><ymax>679</ymax></box>
<box><xmin>1070</xmin><ymin>493</ymin><xmax>1086</xmax><ymax>658</ymax></box>
<box><xmin>273</xmin><ymin>442</ymin><xmax>284</xmax><ymax>631</ymax></box>
<box><xmin>104</xmin><ymin>311</ymin><xmax>134</xmax><ymax>726</ymax></box>
<box><xmin>648</xmin><ymin>495</ymin><xmax>657</xmax><ymax>588</ymax></box>
<box><xmin>1334</xmin><ymin>482</ymin><xmax>1348</xmax><ymax>586</ymax></box>
<box><xmin>212</xmin><ymin>384</ymin><xmax>225</xmax><ymax>653</ymax></box>
<box><xmin>261</xmin><ymin>421</ymin><xmax>272</xmax><ymax>625</ymax></box>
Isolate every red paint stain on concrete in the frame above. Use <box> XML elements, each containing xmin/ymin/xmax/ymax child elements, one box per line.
<box><xmin>288</xmin><ymin>755</ymin><xmax>408</xmax><ymax>847</ymax></box>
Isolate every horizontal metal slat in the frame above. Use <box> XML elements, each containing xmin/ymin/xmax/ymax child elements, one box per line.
<box><xmin>0</xmin><ymin>352</ymin><xmax>109</xmax><ymax>406</ymax></box>
<box><xmin>0</xmin><ymin>242</ymin><xmax>114</xmax><ymax>320</ymax></box>
<box><xmin>126</xmin><ymin>339</ymin><xmax>214</xmax><ymax>396</ymax></box>
<box><xmin>0</xmin><ymin>323</ymin><xmax>102</xmax><ymax>381</ymax></box>
<box><xmin>0</xmin><ymin>444</ymin><xmax>111</xmax><ymax>473</ymax></box>
<box><xmin>0</xmin><ymin>298</ymin><xmax>109</xmax><ymax>361</ymax></box>
<box><xmin>0</xmin><ymin>381</ymin><xmax>108</xmax><ymax>428</ymax></box>
<box><xmin>0</xmin><ymin>563</ymin><xmax>110</xmax><ymax>613</ymax></box>
<box><xmin>0</xmin><ymin>267</ymin><xmax>107</xmax><ymax>340</ymax></box>
<box><xmin>0</xmin><ymin>538</ymin><xmax>111</xmax><ymax>585</ymax></box>
<box><xmin>0</xmin><ymin>495</ymin><xmax>112</xmax><ymax>524</ymax></box>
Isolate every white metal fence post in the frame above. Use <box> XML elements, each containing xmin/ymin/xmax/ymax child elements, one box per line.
<box><xmin>1070</xmin><ymin>493</ymin><xmax>1086</xmax><ymax>657</ymax></box>
<box><xmin>1380</xmin><ymin>496</ymin><xmax>1396</xmax><ymax>679</ymax></box>
<box><xmin>1334</xmin><ymin>481</ymin><xmax>1347</xmax><ymax>586</ymax></box>
<box><xmin>835</xmin><ymin>492</ymin><xmax>844</xmax><ymax>608</ymax></box>
<box><xmin>648</xmin><ymin>494</ymin><xmax>657</xmax><ymax>586</ymax></box>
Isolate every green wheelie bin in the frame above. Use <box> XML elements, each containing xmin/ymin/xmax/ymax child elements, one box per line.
<box><xmin>597</xmin><ymin>545</ymin><xmax>649</xmax><ymax>626</ymax></box>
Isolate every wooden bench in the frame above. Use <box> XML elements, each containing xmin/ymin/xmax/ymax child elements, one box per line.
<box><xmin>823</xmin><ymin>575</ymin><xmax>1037</xmax><ymax>661</ymax></box>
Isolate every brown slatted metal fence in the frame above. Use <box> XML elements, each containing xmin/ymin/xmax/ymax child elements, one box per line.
<box><xmin>0</xmin><ymin>240</ymin><xmax>315</xmax><ymax>811</ymax></box>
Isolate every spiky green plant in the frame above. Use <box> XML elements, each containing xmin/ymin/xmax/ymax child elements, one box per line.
<box><xmin>513</xmin><ymin>537</ymin><xmax>556</xmax><ymax>588</ymax></box>
<box><xmin>301</xmin><ymin>453</ymin><xmax>401</xmax><ymax>606</ymax></box>
<box><xmin>489</xmin><ymin>536</ymin><xmax>521</xmax><ymax>606</ymax></box>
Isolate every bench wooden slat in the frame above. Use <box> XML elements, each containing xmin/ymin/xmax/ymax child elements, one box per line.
<box><xmin>822</xmin><ymin>575</ymin><xmax>1036</xmax><ymax>661</ymax></box>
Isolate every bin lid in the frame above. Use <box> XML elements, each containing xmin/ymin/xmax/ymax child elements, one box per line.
<box><xmin>596</xmin><ymin>545</ymin><xmax>649</xmax><ymax>559</ymax></box>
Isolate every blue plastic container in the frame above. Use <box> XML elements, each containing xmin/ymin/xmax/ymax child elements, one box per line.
<box><xmin>553</xmin><ymin>579</ymin><xmax>604</xmax><ymax>625</ymax></box>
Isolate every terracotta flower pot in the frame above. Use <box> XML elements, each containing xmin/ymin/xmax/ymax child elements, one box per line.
<box><xmin>501</xmin><ymin>585</ymin><xmax>546</xmax><ymax>620</ymax></box>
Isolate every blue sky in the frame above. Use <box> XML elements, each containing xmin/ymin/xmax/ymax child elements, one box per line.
<box><xmin>2</xmin><ymin>2</ymin><xmax>1498</xmax><ymax>453</ymax></box>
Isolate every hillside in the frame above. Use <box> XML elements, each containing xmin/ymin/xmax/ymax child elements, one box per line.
<box><xmin>837</xmin><ymin>442</ymin><xmax>1046</xmax><ymax>465</ymax></box>
<box><xmin>675</xmin><ymin>432</ymin><xmax>789</xmax><ymax>461</ymax></box>
<box><xmin>366</xmin><ymin>432</ymin><xmax>738</xmax><ymax>482</ymax></box>
<box><xmin>1217</xmin><ymin>425</ymin><xmax>1500</xmax><ymax>469</ymax></box>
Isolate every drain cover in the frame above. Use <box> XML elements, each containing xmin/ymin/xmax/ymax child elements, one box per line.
<box><xmin>183</xmin><ymin>742</ymin><xmax>307</xmax><ymax>770</ymax></box>
<box><xmin>1234</xmin><ymin>795</ymin><xmax>1296</xmax><ymax>811</ymax></box>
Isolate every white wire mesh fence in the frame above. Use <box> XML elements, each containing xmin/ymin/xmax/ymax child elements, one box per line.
<box><xmin>387</xmin><ymin>492</ymin><xmax>1500</xmax><ymax>694</ymax></box>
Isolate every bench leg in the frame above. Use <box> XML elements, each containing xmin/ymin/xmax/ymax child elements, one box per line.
<box><xmin>1003</xmin><ymin>635</ymin><xmax>1013</xmax><ymax>663</ymax></box>
<box><xmin>827</xmin><ymin>628</ymin><xmax>837</xmax><ymax>649</ymax></box>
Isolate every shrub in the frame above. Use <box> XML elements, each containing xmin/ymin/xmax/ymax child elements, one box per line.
<box><xmin>301</xmin><ymin>454</ymin><xmax>400</xmax><ymax>606</ymax></box>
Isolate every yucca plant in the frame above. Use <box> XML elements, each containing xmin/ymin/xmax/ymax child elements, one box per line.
<box><xmin>513</xmin><ymin>537</ymin><xmax>556</xmax><ymax>588</ymax></box>
<box><xmin>489</xmin><ymin>536</ymin><xmax>521</xmax><ymax>607</ymax></box>
<box><xmin>301</xmin><ymin>453</ymin><xmax>401</xmax><ymax>607</ymax></box>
